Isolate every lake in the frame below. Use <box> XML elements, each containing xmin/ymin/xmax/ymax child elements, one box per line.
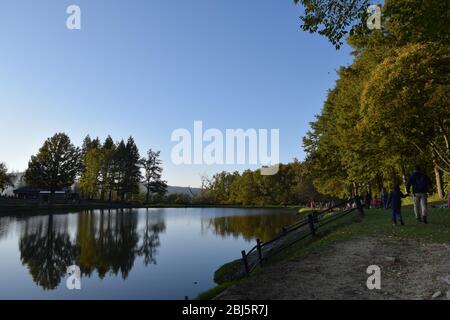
<box><xmin>0</xmin><ymin>207</ymin><xmax>298</xmax><ymax>299</ymax></box>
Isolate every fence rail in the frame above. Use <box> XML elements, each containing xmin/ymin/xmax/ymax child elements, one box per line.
<box><xmin>240</xmin><ymin>197</ymin><xmax>364</xmax><ymax>275</ymax></box>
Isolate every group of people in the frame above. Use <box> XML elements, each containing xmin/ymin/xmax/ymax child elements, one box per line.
<box><xmin>363</xmin><ymin>166</ymin><xmax>432</xmax><ymax>226</ymax></box>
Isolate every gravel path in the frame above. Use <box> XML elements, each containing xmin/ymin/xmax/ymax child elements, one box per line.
<box><xmin>217</xmin><ymin>237</ymin><xmax>450</xmax><ymax>300</ymax></box>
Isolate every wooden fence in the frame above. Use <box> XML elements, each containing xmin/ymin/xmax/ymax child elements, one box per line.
<box><xmin>240</xmin><ymin>197</ymin><xmax>365</xmax><ymax>275</ymax></box>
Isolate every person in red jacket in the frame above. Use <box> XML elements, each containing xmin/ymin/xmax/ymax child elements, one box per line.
<box><xmin>372</xmin><ymin>195</ymin><xmax>380</xmax><ymax>208</ymax></box>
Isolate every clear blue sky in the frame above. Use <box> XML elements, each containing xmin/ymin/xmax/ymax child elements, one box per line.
<box><xmin>0</xmin><ymin>0</ymin><xmax>352</xmax><ymax>187</ymax></box>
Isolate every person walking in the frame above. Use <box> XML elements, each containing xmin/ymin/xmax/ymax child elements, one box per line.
<box><xmin>381</xmin><ymin>188</ymin><xmax>389</xmax><ymax>209</ymax></box>
<box><xmin>406</xmin><ymin>166</ymin><xmax>432</xmax><ymax>224</ymax></box>
<box><xmin>373</xmin><ymin>195</ymin><xmax>380</xmax><ymax>208</ymax></box>
<box><xmin>387</xmin><ymin>184</ymin><xmax>407</xmax><ymax>226</ymax></box>
<box><xmin>364</xmin><ymin>191</ymin><xmax>372</xmax><ymax>209</ymax></box>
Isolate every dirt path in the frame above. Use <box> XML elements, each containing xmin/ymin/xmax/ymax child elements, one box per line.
<box><xmin>217</xmin><ymin>237</ymin><xmax>450</xmax><ymax>300</ymax></box>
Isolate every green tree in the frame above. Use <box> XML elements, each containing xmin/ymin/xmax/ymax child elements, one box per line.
<box><xmin>0</xmin><ymin>163</ymin><xmax>13</xmax><ymax>193</ymax></box>
<box><xmin>140</xmin><ymin>149</ymin><xmax>168</xmax><ymax>203</ymax></box>
<box><xmin>79</xmin><ymin>147</ymin><xmax>103</xmax><ymax>200</ymax></box>
<box><xmin>115</xmin><ymin>137</ymin><xmax>141</xmax><ymax>202</ymax></box>
<box><xmin>360</xmin><ymin>43</ymin><xmax>450</xmax><ymax>173</ymax></box>
<box><xmin>99</xmin><ymin>136</ymin><xmax>116</xmax><ymax>201</ymax></box>
<box><xmin>208</xmin><ymin>171</ymin><xmax>240</xmax><ymax>204</ymax></box>
<box><xmin>25</xmin><ymin>133</ymin><xmax>81</xmax><ymax>199</ymax></box>
<box><xmin>294</xmin><ymin>0</ymin><xmax>370</xmax><ymax>49</ymax></box>
<box><xmin>79</xmin><ymin>135</ymin><xmax>102</xmax><ymax>200</ymax></box>
<box><xmin>300</xmin><ymin>0</ymin><xmax>450</xmax><ymax>197</ymax></box>
<box><xmin>293</xmin><ymin>0</ymin><xmax>450</xmax><ymax>49</ymax></box>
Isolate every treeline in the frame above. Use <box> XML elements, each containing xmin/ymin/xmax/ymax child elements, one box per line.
<box><xmin>192</xmin><ymin>160</ymin><xmax>333</xmax><ymax>206</ymax></box>
<box><xmin>301</xmin><ymin>0</ymin><xmax>450</xmax><ymax>198</ymax></box>
<box><xmin>0</xmin><ymin>163</ymin><xmax>14</xmax><ymax>194</ymax></box>
<box><xmin>22</xmin><ymin>133</ymin><xmax>167</xmax><ymax>202</ymax></box>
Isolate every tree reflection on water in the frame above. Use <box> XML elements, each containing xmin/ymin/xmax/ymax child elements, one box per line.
<box><xmin>19</xmin><ymin>209</ymin><xmax>165</xmax><ymax>290</ymax></box>
<box><xmin>16</xmin><ymin>208</ymin><xmax>295</xmax><ymax>291</ymax></box>
<box><xmin>205</xmin><ymin>211</ymin><xmax>298</xmax><ymax>242</ymax></box>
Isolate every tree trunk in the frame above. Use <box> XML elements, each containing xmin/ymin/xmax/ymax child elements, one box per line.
<box><xmin>146</xmin><ymin>187</ymin><xmax>150</xmax><ymax>203</ymax></box>
<box><xmin>375</xmin><ymin>173</ymin><xmax>383</xmax><ymax>194</ymax></box>
<box><xmin>434</xmin><ymin>164</ymin><xmax>444</xmax><ymax>199</ymax></box>
<box><xmin>352</xmin><ymin>182</ymin><xmax>358</xmax><ymax>197</ymax></box>
<box><xmin>400</xmin><ymin>162</ymin><xmax>408</xmax><ymax>193</ymax></box>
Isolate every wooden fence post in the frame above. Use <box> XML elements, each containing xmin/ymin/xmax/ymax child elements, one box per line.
<box><xmin>308</xmin><ymin>213</ymin><xmax>316</xmax><ymax>236</ymax></box>
<box><xmin>241</xmin><ymin>250</ymin><xmax>250</xmax><ymax>275</ymax></box>
<box><xmin>256</xmin><ymin>239</ymin><xmax>263</xmax><ymax>266</ymax></box>
<box><xmin>355</xmin><ymin>196</ymin><xmax>365</xmax><ymax>217</ymax></box>
<box><xmin>312</xmin><ymin>212</ymin><xmax>319</xmax><ymax>224</ymax></box>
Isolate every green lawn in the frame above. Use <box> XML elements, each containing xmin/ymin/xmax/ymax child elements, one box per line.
<box><xmin>272</xmin><ymin>205</ymin><xmax>450</xmax><ymax>265</ymax></box>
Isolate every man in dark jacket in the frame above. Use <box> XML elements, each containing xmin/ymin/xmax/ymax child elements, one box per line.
<box><xmin>406</xmin><ymin>166</ymin><xmax>432</xmax><ymax>224</ymax></box>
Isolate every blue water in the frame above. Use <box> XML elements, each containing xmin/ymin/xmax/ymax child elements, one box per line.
<box><xmin>0</xmin><ymin>207</ymin><xmax>297</xmax><ymax>299</ymax></box>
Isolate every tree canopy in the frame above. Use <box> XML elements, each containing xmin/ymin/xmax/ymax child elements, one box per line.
<box><xmin>0</xmin><ymin>163</ymin><xmax>14</xmax><ymax>193</ymax></box>
<box><xmin>301</xmin><ymin>0</ymin><xmax>450</xmax><ymax>197</ymax></box>
<box><xmin>24</xmin><ymin>133</ymin><xmax>81</xmax><ymax>195</ymax></box>
<box><xmin>294</xmin><ymin>0</ymin><xmax>450</xmax><ymax>49</ymax></box>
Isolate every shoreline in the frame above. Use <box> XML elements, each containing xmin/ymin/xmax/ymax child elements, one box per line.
<box><xmin>197</xmin><ymin>206</ymin><xmax>450</xmax><ymax>300</ymax></box>
<box><xmin>0</xmin><ymin>199</ymin><xmax>301</xmax><ymax>215</ymax></box>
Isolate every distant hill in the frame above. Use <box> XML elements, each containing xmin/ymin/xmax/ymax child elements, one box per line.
<box><xmin>166</xmin><ymin>185</ymin><xmax>201</xmax><ymax>196</ymax></box>
<box><xmin>138</xmin><ymin>183</ymin><xmax>201</xmax><ymax>196</ymax></box>
<box><xmin>1</xmin><ymin>172</ymin><xmax>201</xmax><ymax>198</ymax></box>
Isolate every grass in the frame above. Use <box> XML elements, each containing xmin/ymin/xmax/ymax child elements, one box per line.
<box><xmin>213</xmin><ymin>259</ymin><xmax>245</xmax><ymax>284</ymax></box>
<box><xmin>196</xmin><ymin>282</ymin><xmax>236</xmax><ymax>300</ymax></box>
<box><xmin>270</xmin><ymin>205</ymin><xmax>450</xmax><ymax>265</ymax></box>
<box><xmin>298</xmin><ymin>207</ymin><xmax>315</xmax><ymax>215</ymax></box>
<box><xmin>198</xmin><ymin>203</ymin><xmax>450</xmax><ymax>299</ymax></box>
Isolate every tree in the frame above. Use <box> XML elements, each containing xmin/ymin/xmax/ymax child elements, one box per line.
<box><xmin>114</xmin><ymin>137</ymin><xmax>141</xmax><ymax>202</ymax></box>
<box><xmin>293</xmin><ymin>0</ymin><xmax>450</xmax><ymax>49</ymax></box>
<box><xmin>298</xmin><ymin>1</ymin><xmax>450</xmax><ymax>198</ymax></box>
<box><xmin>79</xmin><ymin>147</ymin><xmax>103</xmax><ymax>199</ymax></box>
<box><xmin>294</xmin><ymin>0</ymin><xmax>370</xmax><ymax>49</ymax></box>
<box><xmin>360</xmin><ymin>43</ymin><xmax>450</xmax><ymax>174</ymax></box>
<box><xmin>140</xmin><ymin>149</ymin><xmax>168</xmax><ymax>203</ymax></box>
<box><xmin>25</xmin><ymin>133</ymin><xmax>81</xmax><ymax>199</ymax></box>
<box><xmin>208</xmin><ymin>171</ymin><xmax>240</xmax><ymax>204</ymax></box>
<box><xmin>99</xmin><ymin>136</ymin><xmax>116</xmax><ymax>201</ymax></box>
<box><xmin>0</xmin><ymin>163</ymin><xmax>13</xmax><ymax>194</ymax></box>
<box><xmin>81</xmin><ymin>135</ymin><xmax>100</xmax><ymax>159</ymax></box>
<box><xmin>79</xmin><ymin>135</ymin><xmax>102</xmax><ymax>200</ymax></box>
<box><xmin>231</xmin><ymin>170</ymin><xmax>258</xmax><ymax>206</ymax></box>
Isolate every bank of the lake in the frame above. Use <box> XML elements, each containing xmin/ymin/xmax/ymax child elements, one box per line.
<box><xmin>0</xmin><ymin>198</ymin><xmax>302</xmax><ymax>215</ymax></box>
<box><xmin>200</xmin><ymin>205</ymin><xmax>450</xmax><ymax>300</ymax></box>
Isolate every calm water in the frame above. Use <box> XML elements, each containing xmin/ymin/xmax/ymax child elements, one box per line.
<box><xmin>0</xmin><ymin>208</ymin><xmax>298</xmax><ymax>299</ymax></box>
